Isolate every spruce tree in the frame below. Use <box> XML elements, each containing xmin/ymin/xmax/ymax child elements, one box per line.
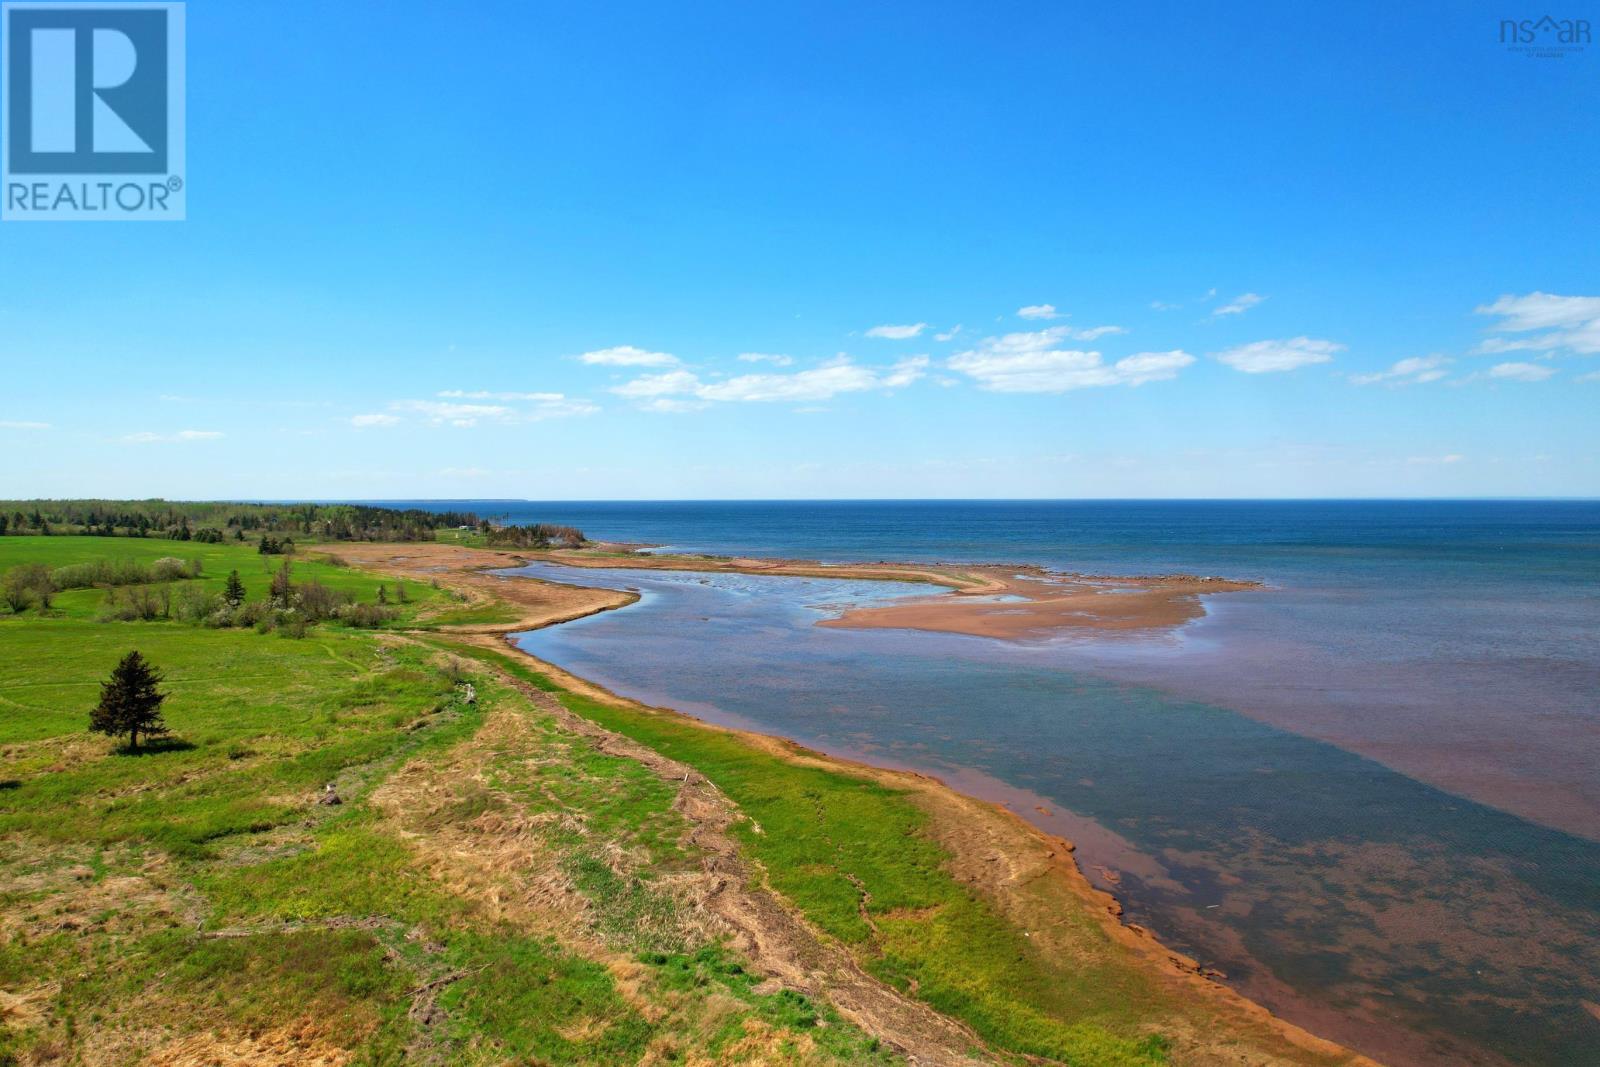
<box><xmin>376</xmin><ymin>584</ymin><xmax>388</xmax><ymax>605</ymax></box>
<box><xmin>90</xmin><ymin>651</ymin><xmax>169</xmax><ymax>752</ymax></box>
<box><xmin>223</xmin><ymin>569</ymin><xmax>246</xmax><ymax>607</ymax></box>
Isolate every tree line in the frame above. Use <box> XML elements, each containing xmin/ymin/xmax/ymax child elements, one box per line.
<box><xmin>0</xmin><ymin>500</ymin><xmax>485</xmax><ymax>542</ymax></box>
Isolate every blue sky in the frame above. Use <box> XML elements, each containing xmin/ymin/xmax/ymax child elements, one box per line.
<box><xmin>2</xmin><ymin>0</ymin><xmax>1597</xmax><ymax>499</ymax></box>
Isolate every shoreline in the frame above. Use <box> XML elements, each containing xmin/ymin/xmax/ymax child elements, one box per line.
<box><xmin>332</xmin><ymin>539</ymin><xmax>1373</xmax><ymax>1064</ymax></box>
<box><xmin>544</xmin><ymin>543</ymin><xmax>1263</xmax><ymax>640</ymax></box>
<box><xmin>493</xmin><ymin>636</ymin><xmax>1371</xmax><ymax>1066</ymax></box>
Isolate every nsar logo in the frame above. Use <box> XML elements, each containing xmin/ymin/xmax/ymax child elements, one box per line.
<box><xmin>1498</xmin><ymin>14</ymin><xmax>1591</xmax><ymax>58</ymax></box>
<box><xmin>2</xmin><ymin>2</ymin><xmax>185</xmax><ymax>221</ymax></box>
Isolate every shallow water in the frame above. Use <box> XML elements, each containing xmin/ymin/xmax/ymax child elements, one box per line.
<box><xmin>508</xmin><ymin>559</ymin><xmax>1600</xmax><ymax>1067</ymax></box>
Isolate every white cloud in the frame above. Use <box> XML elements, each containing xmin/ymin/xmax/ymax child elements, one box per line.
<box><xmin>1213</xmin><ymin>292</ymin><xmax>1266</xmax><ymax>316</ymax></box>
<box><xmin>0</xmin><ymin>420</ymin><xmax>49</xmax><ymax>430</ymax></box>
<box><xmin>948</xmin><ymin>328</ymin><xmax>1193</xmax><ymax>392</ymax></box>
<box><xmin>881</xmin><ymin>355</ymin><xmax>930</xmax><ymax>388</ymax></box>
<box><xmin>439</xmin><ymin>389</ymin><xmax>567</xmax><ymax>402</ymax></box>
<box><xmin>1407</xmin><ymin>454</ymin><xmax>1465</xmax><ymax>465</ymax></box>
<box><xmin>350</xmin><ymin>413</ymin><xmax>402</xmax><ymax>428</ymax></box>
<box><xmin>1350</xmin><ymin>354</ymin><xmax>1451</xmax><ymax>387</ymax></box>
<box><xmin>1150</xmin><ymin>300</ymin><xmax>1180</xmax><ymax>312</ymax></box>
<box><xmin>865</xmin><ymin>323</ymin><xmax>927</xmax><ymax>340</ymax></box>
<box><xmin>578</xmin><ymin>345</ymin><xmax>679</xmax><ymax>367</ymax></box>
<box><xmin>934</xmin><ymin>325</ymin><xmax>962</xmax><ymax>342</ymax></box>
<box><xmin>611</xmin><ymin>370</ymin><xmax>703</xmax><ymax>400</ymax></box>
<box><xmin>612</xmin><ymin>356</ymin><xmax>923</xmax><ymax>408</ymax></box>
<box><xmin>390</xmin><ymin>394</ymin><xmax>598</xmax><ymax>426</ymax></box>
<box><xmin>393</xmin><ymin>400</ymin><xmax>515</xmax><ymax>426</ymax></box>
<box><xmin>639</xmin><ymin>397</ymin><xmax>710</xmax><ymax>413</ymax></box>
<box><xmin>1576</xmin><ymin>370</ymin><xmax>1600</xmax><ymax>383</ymax></box>
<box><xmin>1017</xmin><ymin>304</ymin><xmax>1060</xmax><ymax>320</ymax></box>
<box><xmin>122</xmin><ymin>429</ymin><xmax>224</xmax><ymax>444</ymax></box>
<box><xmin>737</xmin><ymin>352</ymin><xmax>793</xmax><ymax>366</ymax></box>
<box><xmin>700</xmin><ymin>362</ymin><xmax>879</xmax><ymax>402</ymax></box>
<box><xmin>1486</xmin><ymin>361</ymin><xmax>1556</xmax><ymax>382</ymax></box>
<box><xmin>1112</xmin><ymin>350</ymin><xmax>1196</xmax><ymax>385</ymax></box>
<box><xmin>1475</xmin><ymin>292</ymin><xmax>1600</xmax><ymax>355</ymax></box>
<box><xmin>1069</xmin><ymin>324</ymin><xmax>1127</xmax><ymax>341</ymax></box>
<box><xmin>1216</xmin><ymin>336</ymin><xmax>1343</xmax><ymax>373</ymax></box>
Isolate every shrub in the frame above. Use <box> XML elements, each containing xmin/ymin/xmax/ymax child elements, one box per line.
<box><xmin>51</xmin><ymin>558</ymin><xmax>151</xmax><ymax>589</ymax></box>
<box><xmin>174</xmin><ymin>583</ymin><xmax>220</xmax><ymax>623</ymax></box>
<box><xmin>99</xmin><ymin>585</ymin><xmax>167</xmax><ymax>622</ymax></box>
<box><xmin>3</xmin><ymin>563</ymin><xmax>54</xmax><ymax>611</ymax></box>
<box><xmin>296</xmin><ymin>580</ymin><xmax>349</xmax><ymax>621</ymax></box>
<box><xmin>150</xmin><ymin>557</ymin><xmax>200</xmax><ymax>581</ymax></box>
<box><xmin>339</xmin><ymin>602</ymin><xmax>394</xmax><ymax>629</ymax></box>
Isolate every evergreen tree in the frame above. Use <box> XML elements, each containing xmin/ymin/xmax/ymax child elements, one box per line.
<box><xmin>89</xmin><ymin>651</ymin><xmax>169</xmax><ymax>752</ymax></box>
<box><xmin>376</xmin><ymin>584</ymin><xmax>388</xmax><ymax>605</ymax></box>
<box><xmin>223</xmin><ymin>569</ymin><xmax>246</xmax><ymax>607</ymax></box>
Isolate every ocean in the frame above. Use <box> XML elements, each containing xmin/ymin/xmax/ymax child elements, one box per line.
<box><xmin>399</xmin><ymin>499</ymin><xmax>1600</xmax><ymax>1066</ymax></box>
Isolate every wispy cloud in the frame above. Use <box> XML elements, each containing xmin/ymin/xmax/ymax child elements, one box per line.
<box><xmin>1068</xmin><ymin>324</ymin><xmax>1127</xmax><ymax>341</ymax></box>
<box><xmin>737</xmin><ymin>352</ymin><xmax>793</xmax><ymax>366</ymax></box>
<box><xmin>1406</xmin><ymin>454</ymin><xmax>1465</xmax><ymax>465</ymax></box>
<box><xmin>613</xmin><ymin>356</ymin><xmax>925</xmax><ymax>409</ymax></box>
<box><xmin>0</xmin><ymin>420</ymin><xmax>49</xmax><ymax>430</ymax></box>
<box><xmin>122</xmin><ymin>429</ymin><xmax>224</xmax><ymax>443</ymax></box>
<box><xmin>350</xmin><ymin>413</ymin><xmax>402</xmax><ymax>428</ymax></box>
<box><xmin>934</xmin><ymin>325</ymin><xmax>962</xmax><ymax>342</ymax></box>
<box><xmin>1149</xmin><ymin>300</ymin><xmax>1181</xmax><ymax>312</ymax></box>
<box><xmin>439</xmin><ymin>389</ymin><xmax>568</xmax><ymax>402</ymax></box>
<box><xmin>1016</xmin><ymin>304</ymin><xmax>1060</xmax><ymax>321</ymax></box>
<box><xmin>578</xmin><ymin>345</ymin><xmax>679</xmax><ymax>367</ymax></box>
<box><xmin>1350</xmin><ymin>354</ymin><xmax>1451</xmax><ymax>387</ymax></box>
<box><xmin>388</xmin><ymin>393</ymin><xmax>599</xmax><ymax>426</ymax></box>
<box><xmin>865</xmin><ymin>323</ymin><xmax>927</xmax><ymax>340</ymax></box>
<box><xmin>1213</xmin><ymin>292</ymin><xmax>1266</xmax><ymax>317</ymax></box>
<box><xmin>1475</xmin><ymin>292</ymin><xmax>1600</xmax><ymax>356</ymax></box>
<box><xmin>393</xmin><ymin>400</ymin><xmax>515</xmax><ymax>426</ymax></box>
<box><xmin>1216</xmin><ymin>337</ymin><xmax>1342</xmax><ymax>373</ymax></box>
<box><xmin>1486</xmin><ymin>361</ymin><xmax>1556</xmax><ymax>382</ymax></box>
<box><xmin>948</xmin><ymin>328</ymin><xmax>1192</xmax><ymax>392</ymax></box>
